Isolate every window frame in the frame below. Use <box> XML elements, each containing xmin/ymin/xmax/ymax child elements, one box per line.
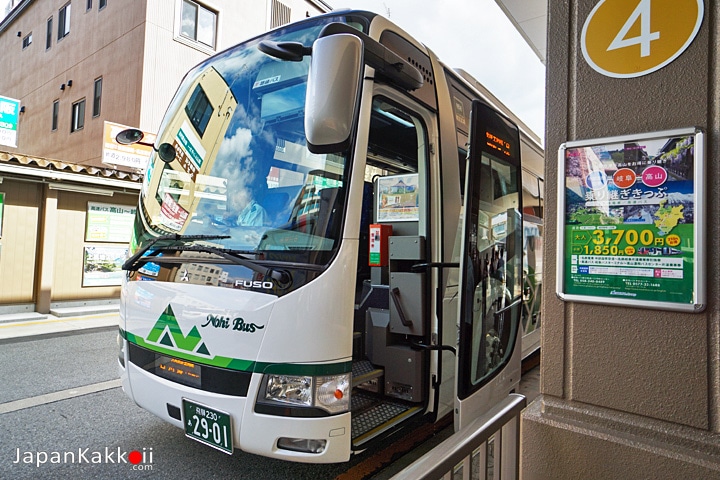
<box><xmin>22</xmin><ymin>32</ymin><xmax>32</xmax><ymax>49</ymax></box>
<box><xmin>52</xmin><ymin>100</ymin><xmax>59</xmax><ymax>131</ymax></box>
<box><xmin>99</xmin><ymin>0</ymin><xmax>107</xmax><ymax>10</ymax></box>
<box><xmin>46</xmin><ymin>16</ymin><xmax>53</xmax><ymax>50</ymax></box>
<box><xmin>86</xmin><ymin>0</ymin><xmax>92</xmax><ymax>11</ymax></box>
<box><xmin>71</xmin><ymin>99</ymin><xmax>86</xmax><ymax>133</ymax></box>
<box><xmin>58</xmin><ymin>2</ymin><xmax>71</xmax><ymax>41</ymax></box>
<box><xmin>176</xmin><ymin>0</ymin><xmax>217</xmax><ymax>51</ymax></box>
<box><xmin>93</xmin><ymin>77</ymin><xmax>103</xmax><ymax>117</ymax></box>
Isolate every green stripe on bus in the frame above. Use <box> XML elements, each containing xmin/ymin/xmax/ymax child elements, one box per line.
<box><xmin>122</xmin><ymin>329</ymin><xmax>351</xmax><ymax>375</ymax></box>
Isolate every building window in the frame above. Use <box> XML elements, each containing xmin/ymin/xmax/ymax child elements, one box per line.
<box><xmin>71</xmin><ymin>99</ymin><xmax>85</xmax><ymax>132</ymax></box>
<box><xmin>93</xmin><ymin>77</ymin><xmax>102</xmax><ymax>117</ymax></box>
<box><xmin>58</xmin><ymin>2</ymin><xmax>71</xmax><ymax>41</ymax></box>
<box><xmin>52</xmin><ymin>100</ymin><xmax>59</xmax><ymax>131</ymax></box>
<box><xmin>22</xmin><ymin>32</ymin><xmax>32</xmax><ymax>49</ymax></box>
<box><xmin>270</xmin><ymin>0</ymin><xmax>291</xmax><ymax>29</ymax></box>
<box><xmin>185</xmin><ymin>84</ymin><xmax>212</xmax><ymax>137</ymax></box>
<box><xmin>99</xmin><ymin>0</ymin><xmax>107</xmax><ymax>10</ymax></box>
<box><xmin>46</xmin><ymin>17</ymin><xmax>52</xmax><ymax>49</ymax></box>
<box><xmin>86</xmin><ymin>0</ymin><xmax>92</xmax><ymax>11</ymax></box>
<box><xmin>180</xmin><ymin>0</ymin><xmax>216</xmax><ymax>49</ymax></box>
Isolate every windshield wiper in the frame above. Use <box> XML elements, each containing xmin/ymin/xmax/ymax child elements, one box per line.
<box><xmin>122</xmin><ymin>234</ymin><xmax>230</xmax><ymax>272</ymax></box>
<box><xmin>124</xmin><ymin>235</ymin><xmax>292</xmax><ymax>288</ymax></box>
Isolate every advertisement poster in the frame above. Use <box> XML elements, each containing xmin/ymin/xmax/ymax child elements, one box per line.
<box><xmin>85</xmin><ymin>202</ymin><xmax>136</xmax><ymax>242</ymax></box>
<box><xmin>376</xmin><ymin>173</ymin><xmax>419</xmax><ymax>222</ymax></box>
<box><xmin>82</xmin><ymin>245</ymin><xmax>128</xmax><ymax>287</ymax></box>
<box><xmin>0</xmin><ymin>96</ymin><xmax>20</xmax><ymax>148</ymax></box>
<box><xmin>557</xmin><ymin>128</ymin><xmax>705</xmax><ymax>311</ymax></box>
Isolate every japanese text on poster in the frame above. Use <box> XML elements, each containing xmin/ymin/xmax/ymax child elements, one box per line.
<box><xmin>558</xmin><ymin>129</ymin><xmax>704</xmax><ymax>311</ymax></box>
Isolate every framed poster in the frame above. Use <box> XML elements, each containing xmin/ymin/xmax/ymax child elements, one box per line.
<box><xmin>376</xmin><ymin>173</ymin><xmax>419</xmax><ymax>222</ymax></box>
<box><xmin>556</xmin><ymin>128</ymin><xmax>705</xmax><ymax>312</ymax></box>
<box><xmin>85</xmin><ymin>202</ymin><xmax>136</xmax><ymax>242</ymax></box>
<box><xmin>83</xmin><ymin>245</ymin><xmax>128</xmax><ymax>287</ymax></box>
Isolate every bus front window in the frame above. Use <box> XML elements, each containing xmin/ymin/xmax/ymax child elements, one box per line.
<box><xmin>135</xmin><ymin>18</ymin><xmax>359</xmax><ymax>270</ymax></box>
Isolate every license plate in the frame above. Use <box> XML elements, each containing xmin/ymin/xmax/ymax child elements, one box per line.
<box><xmin>182</xmin><ymin>399</ymin><xmax>233</xmax><ymax>454</ymax></box>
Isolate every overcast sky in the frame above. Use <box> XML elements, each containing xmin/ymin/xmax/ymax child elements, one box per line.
<box><xmin>341</xmin><ymin>0</ymin><xmax>546</xmax><ymax>139</ymax></box>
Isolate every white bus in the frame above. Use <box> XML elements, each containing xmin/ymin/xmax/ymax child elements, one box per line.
<box><xmin>117</xmin><ymin>10</ymin><xmax>544</xmax><ymax>463</ymax></box>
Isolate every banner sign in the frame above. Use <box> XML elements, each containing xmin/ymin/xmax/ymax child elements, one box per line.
<box><xmin>556</xmin><ymin>128</ymin><xmax>705</xmax><ymax>312</ymax></box>
<box><xmin>0</xmin><ymin>96</ymin><xmax>20</xmax><ymax>148</ymax></box>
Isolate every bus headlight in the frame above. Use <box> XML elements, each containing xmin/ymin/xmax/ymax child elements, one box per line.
<box><xmin>264</xmin><ymin>375</ymin><xmax>313</xmax><ymax>407</ymax></box>
<box><xmin>259</xmin><ymin>373</ymin><xmax>350</xmax><ymax>414</ymax></box>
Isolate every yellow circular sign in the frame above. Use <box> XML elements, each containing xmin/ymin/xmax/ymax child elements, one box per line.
<box><xmin>582</xmin><ymin>0</ymin><xmax>704</xmax><ymax>78</ymax></box>
<box><xmin>666</xmin><ymin>234</ymin><xmax>681</xmax><ymax>247</ymax></box>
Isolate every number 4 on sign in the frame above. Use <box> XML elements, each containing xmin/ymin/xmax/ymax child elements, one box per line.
<box><xmin>607</xmin><ymin>0</ymin><xmax>660</xmax><ymax>57</ymax></box>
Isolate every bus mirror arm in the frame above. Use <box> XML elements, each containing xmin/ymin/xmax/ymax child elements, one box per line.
<box><xmin>258</xmin><ymin>40</ymin><xmax>312</xmax><ymax>62</ymax></box>
<box><xmin>318</xmin><ymin>23</ymin><xmax>423</xmax><ymax>91</ymax></box>
<box><xmin>258</xmin><ymin>24</ymin><xmax>423</xmax><ymax>91</ymax></box>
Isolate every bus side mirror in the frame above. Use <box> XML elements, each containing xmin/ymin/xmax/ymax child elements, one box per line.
<box><xmin>115</xmin><ymin>128</ymin><xmax>176</xmax><ymax>163</ymax></box>
<box><xmin>304</xmin><ymin>34</ymin><xmax>363</xmax><ymax>154</ymax></box>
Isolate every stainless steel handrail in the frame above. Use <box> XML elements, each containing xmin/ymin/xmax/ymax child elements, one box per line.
<box><xmin>391</xmin><ymin>393</ymin><xmax>527</xmax><ymax>480</ymax></box>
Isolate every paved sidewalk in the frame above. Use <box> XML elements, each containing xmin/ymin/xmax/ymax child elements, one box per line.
<box><xmin>0</xmin><ymin>311</ymin><xmax>119</xmax><ymax>340</ymax></box>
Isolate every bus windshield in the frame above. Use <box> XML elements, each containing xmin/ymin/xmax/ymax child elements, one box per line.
<box><xmin>133</xmin><ymin>15</ymin><xmax>365</xmax><ymax>268</ymax></box>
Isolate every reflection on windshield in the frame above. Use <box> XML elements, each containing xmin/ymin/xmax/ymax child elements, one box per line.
<box><xmin>135</xmin><ymin>17</ymin><xmax>357</xmax><ymax>266</ymax></box>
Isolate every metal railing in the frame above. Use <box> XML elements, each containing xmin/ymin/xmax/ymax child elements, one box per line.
<box><xmin>391</xmin><ymin>393</ymin><xmax>527</xmax><ymax>480</ymax></box>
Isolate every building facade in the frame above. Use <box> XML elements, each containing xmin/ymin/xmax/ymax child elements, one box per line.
<box><xmin>0</xmin><ymin>0</ymin><xmax>330</xmax><ymax>314</ymax></box>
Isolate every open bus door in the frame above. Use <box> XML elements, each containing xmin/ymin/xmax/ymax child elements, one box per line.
<box><xmin>455</xmin><ymin>100</ymin><xmax>524</xmax><ymax>430</ymax></box>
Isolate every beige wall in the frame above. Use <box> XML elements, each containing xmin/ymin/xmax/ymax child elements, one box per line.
<box><xmin>0</xmin><ymin>180</ymin><xmax>41</xmax><ymax>305</ymax></box>
<box><xmin>0</xmin><ymin>177</ymin><xmax>137</xmax><ymax>311</ymax></box>
<box><xmin>522</xmin><ymin>1</ymin><xmax>720</xmax><ymax>478</ymax></box>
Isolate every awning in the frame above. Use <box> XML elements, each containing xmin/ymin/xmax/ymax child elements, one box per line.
<box><xmin>0</xmin><ymin>150</ymin><xmax>142</xmax><ymax>191</ymax></box>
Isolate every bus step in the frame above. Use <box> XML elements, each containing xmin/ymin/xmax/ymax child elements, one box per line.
<box><xmin>352</xmin><ymin>360</ymin><xmax>383</xmax><ymax>389</ymax></box>
<box><xmin>351</xmin><ymin>392</ymin><xmax>422</xmax><ymax>447</ymax></box>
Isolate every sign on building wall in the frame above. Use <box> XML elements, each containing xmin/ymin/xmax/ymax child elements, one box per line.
<box><xmin>582</xmin><ymin>0</ymin><xmax>704</xmax><ymax>78</ymax></box>
<box><xmin>0</xmin><ymin>96</ymin><xmax>20</xmax><ymax>148</ymax></box>
<box><xmin>556</xmin><ymin>128</ymin><xmax>705</xmax><ymax>312</ymax></box>
<box><xmin>102</xmin><ymin>121</ymin><xmax>155</xmax><ymax>171</ymax></box>
<box><xmin>85</xmin><ymin>202</ymin><xmax>136</xmax><ymax>242</ymax></box>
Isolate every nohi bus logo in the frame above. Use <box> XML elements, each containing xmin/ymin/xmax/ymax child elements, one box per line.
<box><xmin>146</xmin><ymin>305</ymin><xmax>211</xmax><ymax>356</ymax></box>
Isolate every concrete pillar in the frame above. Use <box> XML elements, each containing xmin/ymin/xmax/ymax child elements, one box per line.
<box><xmin>521</xmin><ymin>1</ymin><xmax>720</xmax><ymax>478</ymax></box>
<box><xmin>35</xmin><ymin>185</ymin><xmax>58</xmax><ymax>314</ymax></box>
